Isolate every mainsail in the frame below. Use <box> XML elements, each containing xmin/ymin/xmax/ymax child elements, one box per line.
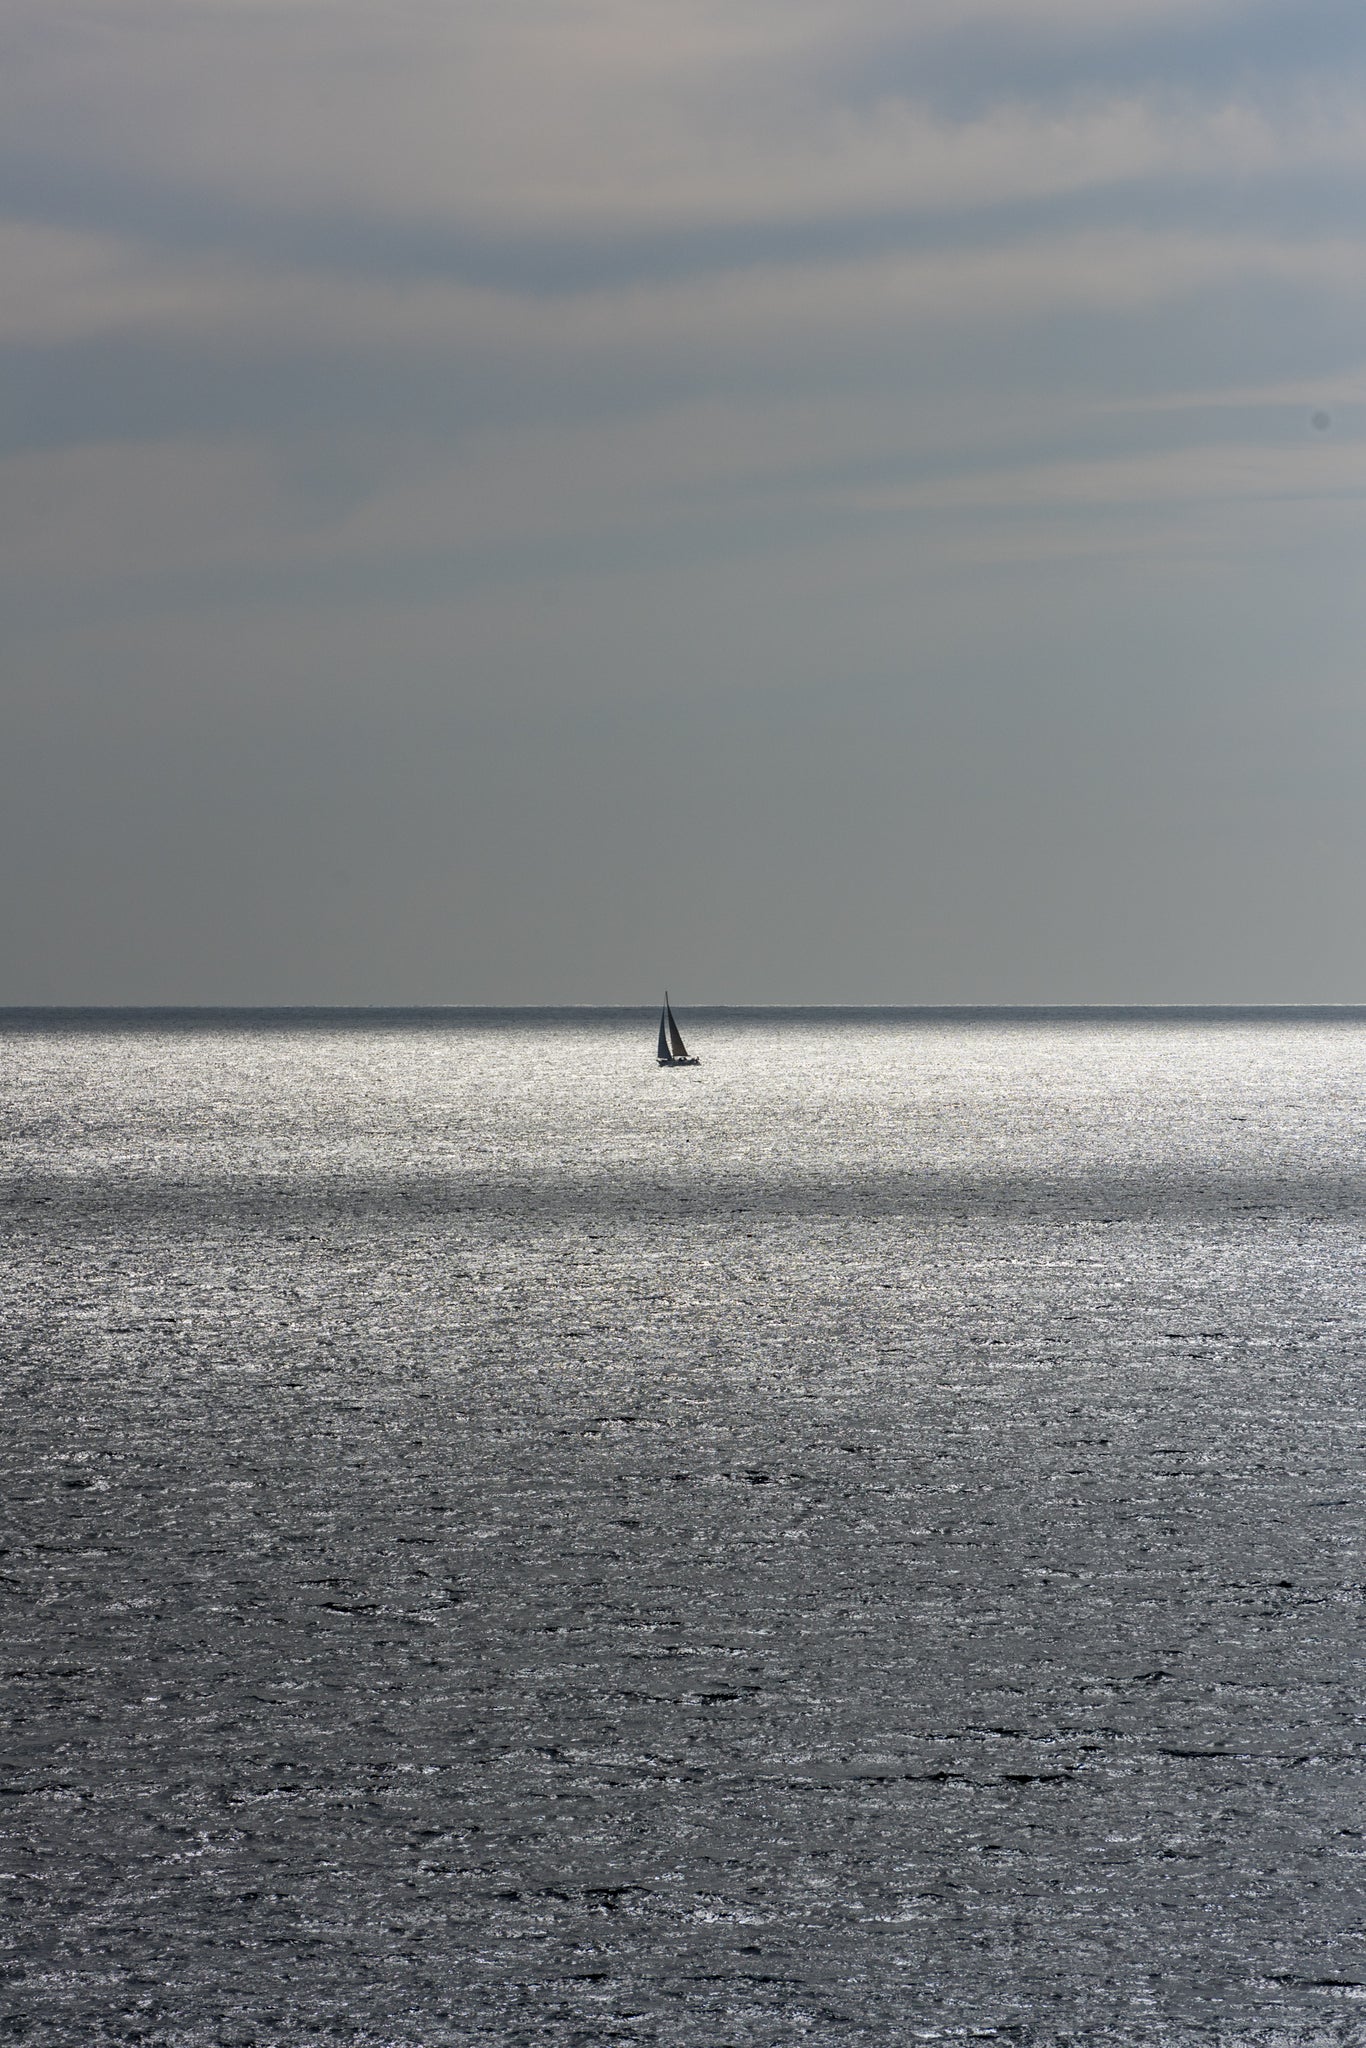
<box><xmin>657</xmin><ymin>991</ymin><xmax>698</xmax><ymax>1065</ymax></box>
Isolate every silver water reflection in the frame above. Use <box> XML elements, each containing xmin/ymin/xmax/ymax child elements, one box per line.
<box><xmin>3</xmin><ymin>1010</ymin><xmax>1364</xmax><ymax>2045</ymax></box>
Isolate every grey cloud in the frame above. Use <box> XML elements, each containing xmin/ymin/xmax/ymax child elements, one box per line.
<box><xmin>829</xmin><ymin>0</ymin><xmax>1366</xmax><ymax>118</ymax></box>
<box><xmin>3</xmin><ymin>0</ymin><xmax>1365</xmax><ymax>1000</ymax></box>
<box><xmin>2</xmin><ymin>134</ymin><xmax>1363</xmax><ymax>306</ymax></box>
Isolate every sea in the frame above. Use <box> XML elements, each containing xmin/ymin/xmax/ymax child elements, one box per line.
<box><xmin>2</xmin><ymin>1007</ymin><xmax>1364</xmax><ymax>2047</ymax></box>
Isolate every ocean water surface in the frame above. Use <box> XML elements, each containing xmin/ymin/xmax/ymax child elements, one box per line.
<box><xmin>2</xmin><ymin>1007</ymin><xmax>1364</xmax><ymax>2045</ymax></box>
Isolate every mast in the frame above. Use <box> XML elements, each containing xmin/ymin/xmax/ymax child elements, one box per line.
<box><xmin>657</xmin><ymin>1002</ymin><xmax>672</xmax><ymax>1062</ymax></box>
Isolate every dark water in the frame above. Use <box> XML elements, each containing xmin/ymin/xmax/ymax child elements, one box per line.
<box><xmin>3</xmin><ymin>1008</ymin><xmax>1364</xmax><ymax>2045</ymax></box>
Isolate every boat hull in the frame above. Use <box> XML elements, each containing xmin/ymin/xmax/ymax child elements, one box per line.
<box><xmin>657</xmin><ymin>1056</ymin><xmax>700</xmax><ymax>1067</ymax></box>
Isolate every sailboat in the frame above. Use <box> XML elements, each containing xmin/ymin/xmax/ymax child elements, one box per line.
<box><xmin>657</xmin><ymin>992</ymin><xmax>700</xmax><ymax>1066</ymax></box>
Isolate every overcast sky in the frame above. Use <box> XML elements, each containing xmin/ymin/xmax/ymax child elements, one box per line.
<box><xmin>3</xmin><ymin>0</ymin><xmax>1365</xmax><ymax>1003</ymax></box>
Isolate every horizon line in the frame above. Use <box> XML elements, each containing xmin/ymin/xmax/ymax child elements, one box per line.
<box><xmin>5</xmin><ymin>1002</ymin><xmax>1366</xmax><ymax>1017</ymax></box>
